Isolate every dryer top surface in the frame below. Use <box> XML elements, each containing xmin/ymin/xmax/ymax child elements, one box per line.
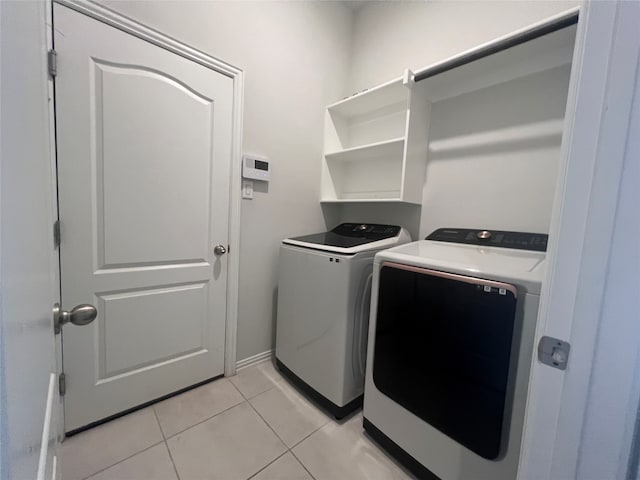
<box><xmin>283</xmin><ymin>223</ymin><xmax>411</xmax><ymax>255</ymax></box>
<box><xmin>376</xmin><ymin>240</ymin><xmax>546</xmax><ymax>294</ymax></box>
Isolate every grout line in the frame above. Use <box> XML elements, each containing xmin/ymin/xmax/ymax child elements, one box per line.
<box><xmin>245</xmin><ymin>451</ymin><xmax>289</xmax><ymax>480</ymax></box>
<box><xmin>244</xmin><ymin>401</ymin><xmax>303</xmax><ymax>479</ymax></box>
<box><xmin>288</xmin><ymin>421</ymin><xmax>327</xmax><ymax>450</ymax></box>
<box><xmin>79</xmin><ymin>368</ymin><xmax>331</xmax><ymax>480</ymax></box>
<box><xmin>238</xmin><ymin>369</ymin><xmax>330</xmax><ymax>480</ymax></box>
<box><xmin>151</xmin><ymin>405</ymin><xmax>167</xmax><ymax>441</ymax></box>
<box><xmin>163</xmin><ymin>438</ymin><xmax>181</xmax><ymax>480</ymax></box>
<box><xmin>80</xmin><ymin>440</ymin><xmax>165</xmax><ymax>480</ymax></box>
<box><xmin>289</xmin><ymin>449</ymin><xmax>317</xmax><ymax>480</ymax></box>
<box><xmin>136</xmin><ymin>374</ymin><xmax>285</xmax><ymax>444</ymax></box>
<box><xmin>242</xmin><ymin>382</ymin><xmax>280</xmax><ymax>401</ymax></box>
<box><xmin>152</xmin><ymin>408</ymin><xmax>181</xmax><ymax>480</ymax></box>
<box><xmin>243</xmin><ymin>389</ymin><xmax>324</xmax><ymax>480</ymax></box>
<box><xmin>229</xmin><ymin>373</ymin><xmax>282</xmax><ymax>402</ymax></box>
<box><xmin>164</xmin><ymin>398</ymin><xmax>247</xmax><ymax>440</ymax></box>
<box><xmin>245</xmin><ymin>398</ymin><xmax>289</xmax><ymax>450</ymax></box>
<box><xmin>227</xmin><ymin>379</ymin><xmax>249</xmax><ymax>400</ymax></box>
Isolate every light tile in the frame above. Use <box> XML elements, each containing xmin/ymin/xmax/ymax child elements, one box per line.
<box><xmin>154</xmin><ymin>377</ymin><xmax>244</xmax><ymax>437</ymax></box>
<box><xmin>61</xmin><ymin>408</ymin><xmax>163</xmax><ymax>480</ymax></box>
<box><xmin>292</xmin><ymin>413</ymin><xmax>414</xmax><ymax>480</ymax></box>
<box><xmin>167</xmin><ymin>402</ymin><xmax>287</xmax><ymax>480</ymax></box>
<box><xmin>230</xmin><ymin>360</ymin><xmax>283</xmax><ymax>399</ymax></box>
<box><xmin>251</xmin><ymin>452</ymin><xmax>312</xmax><ymax>480</ymax></box>
<box><xmin>250</xmin><ymin>380</ymin><xmax>329</xmax><ymax>447</ymax></box>
<box><xmin>86</xmin><ymin>443</ymin><xmax>177</xmax><ymax>480</ymax></box>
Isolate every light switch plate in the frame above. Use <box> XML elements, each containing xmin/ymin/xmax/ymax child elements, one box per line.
<box><xmin>242</xmin><ymin>180</ymin><xmax>253</xmax><ymax>199</ymax></box>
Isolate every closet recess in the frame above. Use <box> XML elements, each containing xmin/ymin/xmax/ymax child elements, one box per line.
<box><xmin>320</xmin><ymin>10</ymin><xmax>578</xmax><ymax>209</ymax></box>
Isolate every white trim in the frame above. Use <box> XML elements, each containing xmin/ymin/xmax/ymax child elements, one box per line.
<box><xmin>236</xmin><ymin>350</ymin><xmax>273</xmax><ymax>371</ymax></box>
<box><xmin>225</xmin><ymin>67</ymin><xmax>243</xmax><ymax>377</ymax></box>
<box><xmin>55</xmin><ymin>0</ymin><xmax>239</xmax><ymax>79</ymax></box>
<box><xmin>519</xmin><ymin>1</ymin><xmax>640</xmax><ymax>479</ymax></box>
<box><xmin>44</xmin><ymin>0</ymin><xmax>65</xmax><ymax>445</ymax></box>
<box><xmin>53</xmin><ymin>0</ymin><xmax>243</xmax><ymax>378</ymax></box>
<box><xmin>36</xmin><ymin>373</ymin><xmax>56</xmax><ymax>480</ymax></box>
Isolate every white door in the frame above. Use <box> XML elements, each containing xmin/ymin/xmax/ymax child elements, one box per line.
<box><xmin>54</xmin><ymin>4</ymin><xmax>233</xmax><ymax>431</ymax></box>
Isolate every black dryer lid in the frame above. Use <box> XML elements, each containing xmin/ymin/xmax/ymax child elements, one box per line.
<box><xmin>286</xmin><ymin>223</ymin><xmax>401</xmax><ymax>248</ymax></box>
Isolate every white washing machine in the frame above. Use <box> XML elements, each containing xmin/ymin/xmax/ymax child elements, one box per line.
<box><xmin>275</xmin><ymin>223</ymin><xmax>411</xmax><ymax>418</ymax></box>
<box><xmin>363</xmin><ymin>228</ymin><xmax>547</xmax><ymax>480</ymax></box>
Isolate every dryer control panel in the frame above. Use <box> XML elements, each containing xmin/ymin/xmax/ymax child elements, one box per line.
<box><xmin>426</xmin><ymin>228</ymin><xmax>548</xmax><ymax>252</ymax></box>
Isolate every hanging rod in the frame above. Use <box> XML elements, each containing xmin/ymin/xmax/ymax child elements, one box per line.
<box><xmin>414</xmin><ymin>10</ymin><xmax>579</xmax><ymax>83</ymax></box>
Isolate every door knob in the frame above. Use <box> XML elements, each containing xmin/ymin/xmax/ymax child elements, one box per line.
<box><xmin>214</xmin><ymin>244</ymin><xmax>227</xmax><ymax>255</ymax></box>
<box><xmin>54</xmin><ymin>302</ymin><xmax>97</xmax><ymax>334</ymax></box>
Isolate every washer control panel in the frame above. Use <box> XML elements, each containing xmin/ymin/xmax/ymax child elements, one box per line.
<box><xmin>426</xmin><ymin>228</ymin><xmax>548</xmax><ymax>252</ymax></box>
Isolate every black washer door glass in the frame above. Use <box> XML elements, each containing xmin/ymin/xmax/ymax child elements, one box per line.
<box><xmin>373</xmin><ymin>264</ymin><xmax>518</xmax><ymax>460</ymax></box>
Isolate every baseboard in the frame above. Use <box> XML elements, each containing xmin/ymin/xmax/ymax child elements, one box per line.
<box><xmin>235</xmin><ymin>349</ymin><xmax>273</xmax><ymax>371</ymax></box>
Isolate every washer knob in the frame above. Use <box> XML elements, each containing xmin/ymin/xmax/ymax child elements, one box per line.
<box><xmin>356</xmin><ymin>224</ymin><xmax>368</xmax><ymax>231</ymax></box>
<box><xmin>477</xmin><ymin>230</ymin><xmax>492</xmax><ymax>240</ymax></box>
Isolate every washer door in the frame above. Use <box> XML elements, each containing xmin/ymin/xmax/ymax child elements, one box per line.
<box><xmin>372</xmin><ymin>262</ymin><xmax>518</xmax><ymax>460</ymax></box>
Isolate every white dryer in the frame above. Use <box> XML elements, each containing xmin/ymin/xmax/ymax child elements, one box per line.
<box><xmin>363</xmin><ymin>228</ymin><xmax>547</xmax><ymax>480</ymax></box>
<box><xmin>276</xmin><ymin>223</ymin><xmax>411</xmax><ymax>418</ymax></box>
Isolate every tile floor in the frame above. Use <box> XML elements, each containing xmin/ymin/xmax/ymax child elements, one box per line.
<box><xmin>61</xmin><ymin>360</ymin><xmax>415</xmax><ymax>480</ymax></box>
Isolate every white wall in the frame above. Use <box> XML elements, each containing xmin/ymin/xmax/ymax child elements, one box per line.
<box><xmin>338</xmin><ymin>0</ymin><xmax>579</xmax><ymax>239</ymax></box>
<box><xmin>0</xmin><ymin>1</ymin><xmax>59</xmax><ymax>477</ymax></box>
<box><xmin>419</xmin><ymin>64</ymin><xmax>571</xmax><ymax>237</ymax></box>
<box><xmin>348</xmin><ymin>0</ymin><xmax>580</xmax><ymax>93</ymax></box>
<box><xmin>96</xmin><ymin>0</ymin><xmax>353</xmax><ymax>361</ymax></box>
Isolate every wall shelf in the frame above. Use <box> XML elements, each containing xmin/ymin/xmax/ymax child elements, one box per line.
<box><xmin>327</xmin><ymin>77</ymin><xmax>407</xmax><ymax>117</ymax></box>
<box><xmin>320</xmin><ymin>20</ymin><xmax>577</xmax><ymax>207</ymax></box>
<box><xmin>320</xmin><ymin>198</ymin><xmax>409</xmax><ymax>204</ymax></box>
<box><xmin>321</xmin><ymin>72</ymin><xmax>428</xmax><ymax>205</ymax></box>
<box><xmin>325</xmin><ymin>137</ymin><xmax>405</xmax><ymax>162</ymax></box>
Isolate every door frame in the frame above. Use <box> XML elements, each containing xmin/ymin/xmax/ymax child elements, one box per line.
<box><xmin>518</xmin><ymin>1</ymin><xmax>640</xmax><ymax>479</ymax></box>
<box><xmin>52</xmin><ymin>0</ymin><xmax>244</xmax><ymax>378</ymax></box>
<box><xmin>45</xmin><ymin>0</ymin><xmax>64</xmax><ymax>449</ymax></box>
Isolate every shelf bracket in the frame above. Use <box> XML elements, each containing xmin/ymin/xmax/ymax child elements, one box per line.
<box><xmin>403</xmin><ymin>68</ymin><xmax>415</xmax><ymax>88</ymax></box>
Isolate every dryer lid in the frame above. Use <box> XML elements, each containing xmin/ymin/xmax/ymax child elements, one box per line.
<box><xmin>377</xmin><ymin>240</ymin><xmax>546</xmax><ymax>294</ymax></box>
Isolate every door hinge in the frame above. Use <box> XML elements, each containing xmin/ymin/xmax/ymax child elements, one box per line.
<box><xmin>538</xmin><ymin>336</ymin><xmax>571</xmax><ymax>370</ymax></box>
<box><xmin>48</xmin><ymin>49</ymin><xmax>57</xmax><ymax>77</ymax></box>
<box><xmin>58</xmin><ymin>372</ymin><xmax>66</xmax><ymax>396</ymax></box>
<box><xmin>53</xmin><ymin>220</ymin><xmax>61</xmax><ymax>248</ymax></box>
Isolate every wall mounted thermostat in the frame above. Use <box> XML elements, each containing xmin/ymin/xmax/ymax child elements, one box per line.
<box><xmin>242</xmin><ymin>154</ymin><xmax>270</xmax><ymax>181</ymax></box>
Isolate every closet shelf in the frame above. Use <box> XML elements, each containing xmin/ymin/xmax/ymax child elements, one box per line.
<box><xmin>321</xmin><ymin>69</ymin><xmax>426</xmax><ymax>204</ymax></box>
<box><xmin>320</xmin><ymin>198</ymin><xmax>410</xmax><ymax>204</ymax></box>
<box><xmin>321</xmin><ymin>11</ymin><xmax>577</xmax><ymax>206</ymax></box>
<box><xmin>320</xmin><ymin>195</ymin><xmax>419</xmax><ymax>205</ymax></box>
<box><xmin>327</xmin><ymin>77</ymin><xmax>407</xmax><ymax>118</ymax></box>
<box><xmin>414</xmin><ymin>23</ymin><xmax>576</xmax><ymax>103</ymax></box>
<box><xmin>325</xmin><ymin>137</ymin><xmax>405</xmax><ymax>162</ymax></box>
